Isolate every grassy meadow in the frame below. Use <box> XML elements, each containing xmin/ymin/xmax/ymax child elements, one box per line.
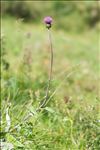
<box><xmin>1</xmin><ymin>16</ymin><xmax>100</xmax><ymax>150</ymax></box>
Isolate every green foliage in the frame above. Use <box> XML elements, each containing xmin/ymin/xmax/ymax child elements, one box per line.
<box><xmin>1</xmin><ymin>1</ymin><xmax>99</xmax><ymax>31</ymax></box>
<box><xmin>1</xmin><ymin>17</ymin><xmax>100</xmax><ymax>149</ymax></box>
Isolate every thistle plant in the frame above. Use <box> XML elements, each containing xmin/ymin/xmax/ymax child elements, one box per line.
<box><xmin>39</xmin><ymin>16</ymin><xmax>53</xmax><ymax>109</ymax></box>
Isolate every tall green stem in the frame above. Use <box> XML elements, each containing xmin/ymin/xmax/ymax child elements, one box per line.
<box><xmin>39</xmin><ymin>28</ymin><xmax>53</xmax><ymax>108</ymax></box>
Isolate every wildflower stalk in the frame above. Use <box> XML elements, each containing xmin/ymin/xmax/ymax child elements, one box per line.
<box><xmin>40</xmin><ymin>28</ymin><xmax>53</xmax><ymax>108</ymax></box>
<box><xmin>36</xmin><ymin>17</ymin><xmax>53</xmax><ymax>110</ymax></box>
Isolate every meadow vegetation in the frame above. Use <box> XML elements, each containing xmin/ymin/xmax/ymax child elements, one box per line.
<box><xmin>1</xmin><ymin>1</ymin><xmax>100</xmax><ymax>150</ymax></box>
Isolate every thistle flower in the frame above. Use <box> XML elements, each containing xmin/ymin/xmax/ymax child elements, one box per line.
<box><xmin>44</xmin><ymin>16</ymin><xmax>53</xmax><ymax>29</ymax></box>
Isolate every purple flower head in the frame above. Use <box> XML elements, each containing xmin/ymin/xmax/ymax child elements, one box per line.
<box><xmin>44</xmin><ymin>16</ymin><xmax>53</xmax><ymax>24</ymax></box>
<box><xmin>44</xmin><ymin>16</ymin><xmax>53</xmax><ymax>29</ymax></box>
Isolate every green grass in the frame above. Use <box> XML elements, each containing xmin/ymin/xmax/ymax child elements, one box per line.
<box><xmin>1</xmin><ymin>17</ymin><xmax>100</xmax><ymax>150</ymax></box>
